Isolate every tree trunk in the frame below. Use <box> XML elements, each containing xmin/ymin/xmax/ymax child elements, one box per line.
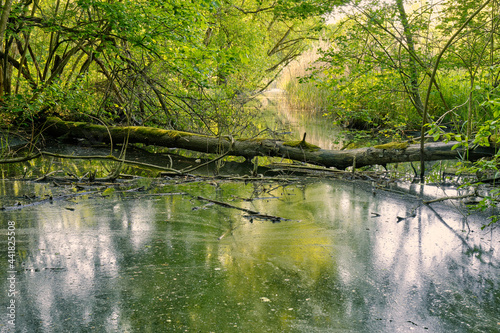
<box><xmin>395</xmin><ymin>0</ymin><xmax>424</xmax><ymax>116</ymax></box>
<box><xmin>0</xmin><ymin>0</ymin><xmax>14</xmax><ymax>97</ymax></box>
<box><xmin>43</xmin><ymin>117</ymin><xmax>497</xmax><ymax>170</ymax></box>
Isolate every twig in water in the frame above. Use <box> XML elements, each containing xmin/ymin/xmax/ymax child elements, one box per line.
<box><xmin>423</xmin><ymin>194</ymin><xmax>476</xmax><ymax>204</ymax></box>
<box><xmin>195</xmin><ymin>195</ymin><xmax>290</xmax><ymax>222</ymax></box>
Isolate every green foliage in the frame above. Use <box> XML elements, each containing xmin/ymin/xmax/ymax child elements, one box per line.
<box><xmin>315</xmin><ymin>67</ymin><xmax>421</xmax><ymax>130</ymax></box>
<box><xmin>431</xmin><ymin>89</ymin><xmax>500</xmax><ymax>228</ymax></box>
<box><xmin>279</xmin><ymin>0</ymin><xmax>499</xmax><ymax>146</ymax></box>
<box><xmin>294</xmin><ymin>2</ymin><xmax>430</xmax><ymax>131</ymax></box>
<box><xmin>1</xmin><ymin>94</ymin><xmax>36</xmax><ymax>127</ymax></box>
<box><xmin>0</xmin><ymin>0</ymin><xmax>333</xmax><ymax>136</ymax></box>
<box><xmin>274</xmin><ymin>0</ymin><xmax>347</xmax><ymax>19</ymax></box>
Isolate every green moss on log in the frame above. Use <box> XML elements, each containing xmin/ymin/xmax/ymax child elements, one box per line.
<box><xmin>125</xmin><ymin>126</ymin><xmax>204</xmax><ymax>139</ymax></box>
<box><xmin>373</xmin><ymin>142</ymin><xmax>409</xmax><ymax>150</ymax></box>
<box><xmin>239</xmin><ymin>137</ymin><xmax>267</xmax><ymax>142</ymax></box>
<box><xmin>47</xmin><ymin>117</ymin><xmax>210</xmax><ymax>140</ymax></box>
<box><xmin>283</xmin><ymin>140</ymin><xmax>321</xmax><ymax>151</ymax></box>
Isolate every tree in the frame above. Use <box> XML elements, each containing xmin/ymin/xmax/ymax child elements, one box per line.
<box><xmin>0</xmin><ymin>0</ymin><xmax>346</xmax><ymax>136</ymax></box>
<box><xmin>306</xmin><ymin>0</ymin><xmax>455</xmax><ymax>131</ymax></box>
<box><xmin>436</xmin><ymin>0</ymin><xmax>500</xmax><ymax>137</ymax></box>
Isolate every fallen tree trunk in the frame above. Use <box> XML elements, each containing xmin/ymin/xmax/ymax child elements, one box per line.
<box><xmin>43</xmin><ymin>117</ymin><xmax>497</xmax><ymax>170</ymax></box>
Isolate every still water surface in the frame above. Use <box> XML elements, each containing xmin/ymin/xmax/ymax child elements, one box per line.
<box><xmin>0</xmin><ymin>178</ymin><xmax>498</xmax><ymax>332</ymax></box>
<box><xmin>258</xmin><ymin>88</ymin><xmax>343</xmax><ymax>150</ymax></box>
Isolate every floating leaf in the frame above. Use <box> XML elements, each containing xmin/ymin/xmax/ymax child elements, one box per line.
<box><xmin>102</xmin><ymin>188</ymin><xmax>115</xmax><ymax>196</ymax></box>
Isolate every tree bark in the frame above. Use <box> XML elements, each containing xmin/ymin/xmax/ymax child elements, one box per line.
<box><xmin>0</xmin><ymin>0</ymin><xmax>14</xmax><ymax>97</ymax></box>
<box><xmin>395</xmin><ymin>0</ymin><xmax>425</xmax><ymax>116</ymax></box>
<box><xmin>43</xmin><ymin>117</ymin><xmax>497</xmax><ymax>170</ymax></box>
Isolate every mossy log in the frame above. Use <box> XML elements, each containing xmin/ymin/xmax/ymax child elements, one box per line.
<box><xmin>44</xmin><ymin>117</ymin><xmax>498</xmax><ymax>170</ymax></box>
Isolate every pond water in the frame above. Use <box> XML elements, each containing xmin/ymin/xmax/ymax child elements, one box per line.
<box><xmin>0</xmin><ymin>90</ymin><xmax>499</xmax><ymax>332</ymax></box>
<box><xmin>0</xmin><ymin>178</ymin><xmax>499</xmax><ymax>333</ymax></box>
<box><xmin>258</xmin><ymin>88</ymin><xmax>343</xmax><ymax>151</ymax></box>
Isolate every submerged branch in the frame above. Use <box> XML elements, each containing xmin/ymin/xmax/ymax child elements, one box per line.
<box><xmin>0</xmin><ymin>152</ymin><xmax>42</xmax><ymax>163</ymax></box>
<box><xmin>423</xmin><ymin>194</ymin><xmax>476</xmax><ymax>205</ymax></box>
<box><xmin>0</xmin><ymin>150</ymin><xmax>182</xmax><ymax>175</ymax></box>
<box><xmin>195</xmin><ymin>195</ymin><xmax>289</xmax><ymax>222</ymax></box>
<box><xmin>1</xmin><ymin>191</ymin><xmax>97</xmax><ymax>211</ymax></box>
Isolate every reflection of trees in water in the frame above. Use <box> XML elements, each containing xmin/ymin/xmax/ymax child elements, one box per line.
<box><xmin>5</xmin><ymin>180</ymin><xmax>499</xmax><ymax>332</ymax></box>
<box><xmin>367</xmin><ymin>200</ymin><xmax>499</xmax><ymax>332</ymax></box>
<box><xmin>422</xmin><ymin>205</ymin><xmax>500</xmax><ymax>332</ymax></box>
<box><xmin>14</xmin><ymin>206</ymin><xmax>123</xmax><ymax>332</ymax></box>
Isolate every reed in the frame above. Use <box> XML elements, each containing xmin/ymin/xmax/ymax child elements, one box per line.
<box><xmin>277</xmin><ymin>41</ymin><xmax>331</xmax><ymax>113</ymax></box>
<box><xmin>280</xmin><ymin>42</ymin><xmax>484</xmax><ymax>134</ymax></box>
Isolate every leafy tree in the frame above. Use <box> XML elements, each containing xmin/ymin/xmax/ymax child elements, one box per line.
<box><xmin>436</xmin><ymin>0</ymin><xmax>500</xmax><ymax>137</ymax></box>
<box><xmin>305</xmin><ymin>0</ymin><xmax>447</xmax><ymax>131</ymax></box>
<box><xmin>0</xmin><ymin>0</ymin><xmax>345</xmax><ymax>136</ymax></box>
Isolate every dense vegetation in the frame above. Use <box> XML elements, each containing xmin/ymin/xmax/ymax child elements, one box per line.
<box><xmin>0</xmin><ymin>0</ymin><xmax>343</xmax><ymax>135</ymax></box>
<box><xmin>1</xmin><ymin>0</ymin><xmax>497</xmax><ymax>142</ymax></box>
<box><xmin>280</xmin><ymin>0</ymin><xmax>500</xmax><ymax>225</ymax></box>
<box><xmin>285</xmin><ymin>1</ymin><xmax>500</xmax><ymax>153</ymax></box>
<box><xmin>0</xmin><ymin>0</ymin><xmax>498</xmax><ymax>221</ymax></box>
<box><xmin>286</xmin><ymin>1</ymin><xmax>498</xmax><ymax>136</ymax></box>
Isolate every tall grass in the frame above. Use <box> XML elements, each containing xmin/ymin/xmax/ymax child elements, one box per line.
<box><xmin>277</xmin><ymin>41</ymin><xmax>332</xmax><ymax>113</ymax></box>
<box><xmin>279</xmin><ymin>42</ymin><xmax>485</xmax><ymax>135</ymax></box>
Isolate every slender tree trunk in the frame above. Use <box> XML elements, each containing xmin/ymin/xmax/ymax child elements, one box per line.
<box><xmin>395</xmin><ymin>0</ymin><xmax>424</xmax><ymax>115</ymax></box>
<box><xmin>0</xmin><ymin>0</ymin><xmax>14</xmax><ymax>97</ymax></box>
<box><xmin>420</xmin><ymin>0</ymin><xmax>492</xmax><ymax>181</ymax></box>
<box><xmin>468</xmin><ymin>78</ymin><xmax>474</xmax><ymax>139</ymax></box>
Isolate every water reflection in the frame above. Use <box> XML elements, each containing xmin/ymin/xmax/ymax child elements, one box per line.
<box><xmin>0</xmin><ymin>179</ymin><xmax>498</xmax><ymax>332</ymax></box>
<box><xmin>259</xmin><ymin>89</ymin><xmax>343</xmax><ymax>150</ymax></box>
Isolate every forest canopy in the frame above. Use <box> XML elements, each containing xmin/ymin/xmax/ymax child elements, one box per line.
<box><xmin>0</xmin><ymin>0</ymin><xmax>345</xmax><ymax>135</ymax></box>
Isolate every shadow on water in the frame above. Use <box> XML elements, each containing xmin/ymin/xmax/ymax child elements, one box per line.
<box><xmin>0</xmin><ymin>178</ymin><xmax>498</xmax><ymax>332</ymax></box>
